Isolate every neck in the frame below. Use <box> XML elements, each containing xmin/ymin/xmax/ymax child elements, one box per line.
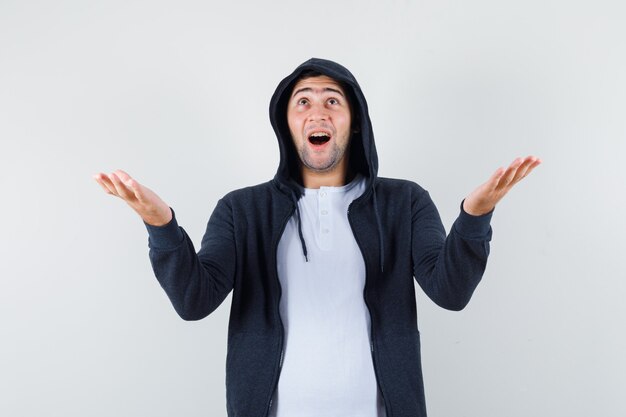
<box><xmin>300</xmin><ymin>162</ymin><xmax>353</xmax><ymax>189</ymax></box>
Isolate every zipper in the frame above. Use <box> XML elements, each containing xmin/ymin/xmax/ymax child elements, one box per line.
<box><xmin>347</xmin><ymin>203</ymin><xmax>390</xmax><ymax>416</ymax></box>
<box><xmin>264</xmin><ymin>205</ymin><xmax>295</xmax><ymax>417</ymax></box>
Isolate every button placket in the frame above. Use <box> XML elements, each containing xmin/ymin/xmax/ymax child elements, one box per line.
<box><xmin>318</xmin><ymin>188</ymin><xmax>332</xmax><ymax>250</ymax></box>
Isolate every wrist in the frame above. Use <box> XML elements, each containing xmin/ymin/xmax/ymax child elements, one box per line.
<box><xmin>141</xmin><ymin>206</ymin><xmax>173</xmax><ymax>226</ymax></box>
<box><xmin>462</xmin><ymin>199</ymin><xmax>494</xmax><ymax>217</ymax></box>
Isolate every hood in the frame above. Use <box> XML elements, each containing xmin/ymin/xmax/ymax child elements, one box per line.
<box><xmin>268</xmin><ymin>58</ymin><xmax>386</xmax><ymax>270</ymax></box>
<box><xmin>269</xmin><ymin>57</ymin><xmax>379</xmax><ymax>198</ymax></box>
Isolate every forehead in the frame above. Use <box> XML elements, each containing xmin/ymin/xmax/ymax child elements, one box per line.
<box><xmin>290</xmin><ymin>75</ymin><xmax>346</xmax><ymax>97</ymax></box>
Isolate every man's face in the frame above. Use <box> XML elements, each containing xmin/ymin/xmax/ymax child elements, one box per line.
<box><xmin>287</xmin><ymin>75</ymin><xmax>352</xmax><ymax>175</ymax></box>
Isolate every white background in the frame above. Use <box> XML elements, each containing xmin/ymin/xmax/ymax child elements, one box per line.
<box><xmin>1</xmin><ymin>0</ymin><xmax>624</xmax><ymax>416</ymax></box>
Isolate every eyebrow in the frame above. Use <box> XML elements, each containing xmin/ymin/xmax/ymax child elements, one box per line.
<box><xmin>291</xmin><ymin>87</ymin><xmax>345</xmax><ymax>98</ymax></box>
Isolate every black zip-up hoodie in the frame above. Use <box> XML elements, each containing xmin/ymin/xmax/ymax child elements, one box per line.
<box><xmin>146</xmin><ymin>58</ymin><xmax>493</xmax><ymax>417</ymax></box>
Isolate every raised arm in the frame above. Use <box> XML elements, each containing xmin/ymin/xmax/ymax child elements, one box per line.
<box><xmin>93</xmin><ymin>170</ymin><xmax>235</xmax><ymax>320</ymax></box>
<box><xmin>412</xmin><ymin>156</ymin><xmax>541</xmax><ymax>310</ymax></box>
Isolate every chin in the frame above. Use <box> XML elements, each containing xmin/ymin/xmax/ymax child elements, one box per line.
<box><xmin>305</xmin><ymin>161</ymin><xmax>339</xmax><ymax>173</ymax></box>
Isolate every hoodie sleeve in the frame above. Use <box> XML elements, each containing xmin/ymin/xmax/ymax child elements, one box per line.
<box><xmin>145</xmin><ymin>199</ymin><xmax>236</xmax><ymax>320</ymax></box>
<box><xmin>411</xmin><ymin>189</ymin><xmax>492</xmax><ymax>311</ymax></box>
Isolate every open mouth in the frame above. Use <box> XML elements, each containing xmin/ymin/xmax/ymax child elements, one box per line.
<box><xmin>308</xmin><ymin>132</ymin><xmax>331</xmax><ymax>145</ymax></box>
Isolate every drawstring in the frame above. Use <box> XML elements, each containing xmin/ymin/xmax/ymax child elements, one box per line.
<box><xmin>290</xmin><ymin>190</ymin><xmax>309</xmax><ymax>262</ymax></box>
<box><xmin>372</xmin><ymin>186</ymin><xmax>385</xmax><ymax>273</ymax></box>
<box><xmin>285</xmin><ymin>179</ymin><xmax>382</xmax><ymax>270</ymax></box>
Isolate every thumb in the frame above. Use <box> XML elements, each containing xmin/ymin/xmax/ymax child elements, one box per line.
<box><xmin>114</xmin><ymin>170</ymin><xmax>144</xmax><ymax>201</ymax></box>
<box><xmin>126</xmin><ymin>178</ymin><xmax>148</xmax><ymax>203</ymax></box>
<box><xmin>486</xmin><ymin>167</ymin><xmax>506</xmax><ymax>190</ymax></box>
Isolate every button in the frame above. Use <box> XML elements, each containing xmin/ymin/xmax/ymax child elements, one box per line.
<box><xmin>321</xmin><ymin>210</ymin><xmax>328</xmax><ymax>215</ymax></box>
<box><xmin>320</xmin><ymin>192</ymin><xmax>326</xmax><ymax>197</ymax></box>
<box><xmin>322</xmin><ymin>228</ymin><xmax>329</xmax><ymax>234</ymax></box>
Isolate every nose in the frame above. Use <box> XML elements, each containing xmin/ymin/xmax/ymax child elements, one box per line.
<box><xmin>307</xmin><ymin>102</ymin><xmax>329</xmax><ymax>122</ymax></box>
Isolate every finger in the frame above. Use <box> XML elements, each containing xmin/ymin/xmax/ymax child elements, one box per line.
<box><xmin>113</xmin><ymin>169</ymin><xmax>151</xmax><ymax>201</ymax></box>
<box><xmin>512</xmin><ymin>156</ymin><xmax>543</xmax><ymax>184</ymax></box>
<box><xmin>114</xmin><ymin>169</ymin><xmax>139</xmax><ymax>193</ymax></box>
<box><xmin>526</xmin><ymin>156</ymin><xmax>542</xmax><ymax>172</ymax></box>
<box><xmin>127</xmin><ymin>177</ymin><xmax>148</xmax><ymax>203</ymax></box>
<box><xmin>94</xmin><ymin>173</ymin><xmax>120</xmax><ymax>196</ymax></box>
<box><xmin>496</xmin><ymin>157</ymin><xmax>524</xmax><ymax>189</ymax></box>
<box><xmin>519</xmin><ymin>157</ymin><xmax>542</xmax><ymax>180</ymax></box>
<box><xmin>93</xmin><ymin>173</ymin><xmax>116</xmax><ymax>195</ymax></box>
<box><xmin>110</xmin><ymin>172</ymin><xmax>136</xmax><ymax>201</ymax></box>
<box><xmin>510</xmin><ymin>156</ymin><xmax>537</xmax><ymax>184</ymax></box>
<box><xmin>486</xmin><ymin>166</ymin><xmax>506</xmax><ymax>191</ymax></box>
<box><xmin>113</xmin><ymin>169</ymin><xmax>133</xmax><ymax>184</ymax></box>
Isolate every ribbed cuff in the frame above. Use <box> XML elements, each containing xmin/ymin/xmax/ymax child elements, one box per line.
<box><xmin>453</xmin><ymin>200</ymin><xmax>493</xmax><ymax>239</ymax></box>
<box><xmin>144</xmin><ymin>208</ymin><xmax>184</xmax><ymax>249</ymax></box>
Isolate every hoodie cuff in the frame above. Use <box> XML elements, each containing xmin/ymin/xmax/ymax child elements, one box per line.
<box><xmin>453</xmin><ymin>200</ymin><xmax>493</xmax><ymax>239</ymax></box>
<box><xmin>144</xmin><ymin>208</ymin><xmax>184</xmax><ymax>249</ymax></box>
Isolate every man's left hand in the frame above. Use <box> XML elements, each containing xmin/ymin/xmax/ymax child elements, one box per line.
<box><xmin>463</xmin><ymin>156</ymin><xmax>542</xmax><ymax>216</ymax></box>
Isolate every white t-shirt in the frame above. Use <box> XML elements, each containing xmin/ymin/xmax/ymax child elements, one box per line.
<box><xmin>269</xmin><ymin>175</ymin><xmax>386</xmax><ymax>417</ymax></box>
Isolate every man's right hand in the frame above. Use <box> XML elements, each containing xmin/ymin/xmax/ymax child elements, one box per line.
<box><xmin>93</xmin><ymin>170</ymin><xmax>173</xmax><ymax>226</ymax></box>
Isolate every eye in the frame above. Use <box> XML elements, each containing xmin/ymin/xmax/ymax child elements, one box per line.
<box><xmin>297</xmin><ymin>98</ymin><xmax>309</xmax><ymax>106</ymax></box>
<box><xmin>328</xmin><ymin>98</ymin><xmax>339</xmax><ymax>105</ymax></box>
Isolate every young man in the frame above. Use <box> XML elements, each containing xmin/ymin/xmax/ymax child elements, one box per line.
<box><xmin>94</xmin><ymin>58</ymin><xmax>540</xmax><ymax>417</ymax></box>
